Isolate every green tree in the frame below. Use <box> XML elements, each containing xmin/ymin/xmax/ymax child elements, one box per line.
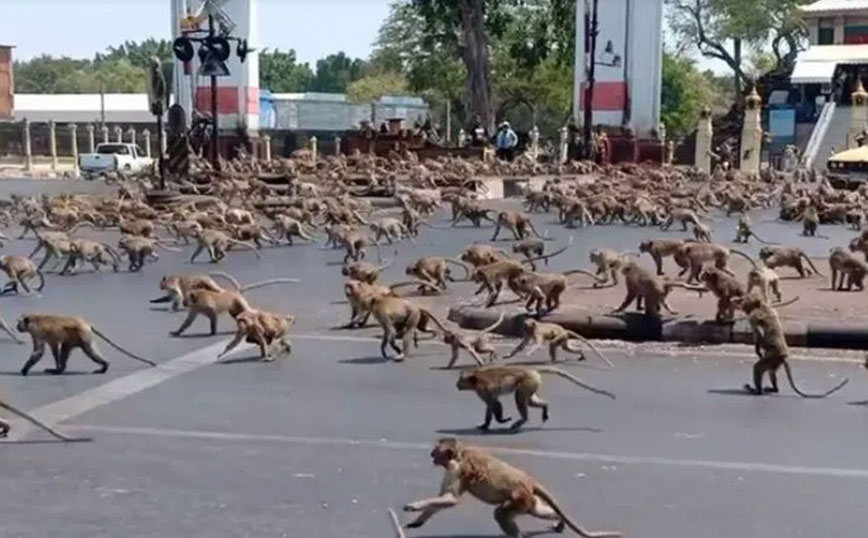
<box><xmin>347</xmin><ymin>72</ymin><xmax>408</xmax><ymax>102</ymax></box>
<box><xmin>660</xmin><ymin>52</ymin><xmax>718</xmax><ymax>139</ymax></box>
<box><xmin>259</xmin><ymin>48</ymin><xmax>314</xmax><ymax>92</ymax></box>
<box><xmin>309</xmin><ymin>52</ymin><xmax>366</xmax><ymax>93</ymax></box>
<box><xmin>666</xmin><ymin>0</ymin><xmax>809</xmax><ymax>98</ymax></box>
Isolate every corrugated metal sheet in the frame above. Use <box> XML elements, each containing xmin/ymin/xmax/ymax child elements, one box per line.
<box><xmin>270</xmin><ymin>96</ymin><xmax>427</xmax><ymax>132</ymax></box>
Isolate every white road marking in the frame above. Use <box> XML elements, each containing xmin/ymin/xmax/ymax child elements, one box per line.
<box><xmin>7</xmin><ymin>339</ymin><xmax>249</xmax><ymax>441</ymax></box>
<box><xmin>65</xmin><ymin>423</ymin><xmax>868</xmax><ymax>479</ymax></box>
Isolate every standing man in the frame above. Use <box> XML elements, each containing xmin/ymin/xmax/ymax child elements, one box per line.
<box><xmin>494</xmin><ymin>121</ymin><xmax>518</xmax><ymax>161</ymax></box>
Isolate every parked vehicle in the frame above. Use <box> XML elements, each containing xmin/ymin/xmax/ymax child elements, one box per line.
<box><xmin>78</xmin><ymin>143</ymin><xmax>152</xmax><ymax>177</ymax></box>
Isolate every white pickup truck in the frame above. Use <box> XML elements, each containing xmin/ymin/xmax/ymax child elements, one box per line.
<box><xmin>78</xmin><ymin>143</ymin><xmax>153</xmax><ymax>176</ymax></box>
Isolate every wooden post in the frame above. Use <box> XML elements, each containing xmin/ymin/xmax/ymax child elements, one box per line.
<box><xmin>100</xmin><ymin>124</ymin><xmax>109</xmax><ymax>144</ymax></box>
<box><xmin>49</xmin><ymin>120</ymin><xmax>58</xmax><ymax>172</ymax></box>
<box><xmin>142</xmin><ymin>129</ymin><xmax>152</xmax><ymax>158</ymax></box>
<box><xmin>69</xmin><ymin>123</ymin><xmax>79</xmax><ymax>178</ymax></box>
<box><xmin>559</xmin><ymin>126</ymin><xmax>569</xmax><ymax>164</ymax></box>
<box><xmin>113</xmin><ymin>125</ymin><xmax>122</xmax><ymax>143</ymax></box>
<box><xmin>127</xmin><ymin>127</ymin><xmax>136</xmax><ymax>146</ymax></box>
<box><xmin>334</xmin><ymin>136</ymin><xmax>341</xmax><ymax>157</ymax></box>
<box><xmin>457</xmin><ymin>128</ymin><xmax>466</xmax><ymax>147</ymax></box>
<box><xmin>310</xmin><ymin>136</ymin><xmax>318</xmax><ymax>163</ymax></box>
<box><xmin>23</xmin><ymin>118</ymin><xmax>32</xmax><ymax>172</ymax></box>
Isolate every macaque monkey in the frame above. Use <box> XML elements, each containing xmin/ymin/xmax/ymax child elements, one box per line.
<box><xmin>589</xmin><ymin>249</ymin><xmax>629</xmax><ymax>287</ymax></box>
<box><xmin>612</xmin><ymin>262</ymin><xmax>683</xmax><ymax>317</ymax></box>
<box><xmin>272</xmin><ymin>215</ymin><xmax>318</xmax><ymax>245</ymax></box>
<box><xmin>16</xmin><ymin>314</ymin><xmax>156</xmax><ymax>375</ymax></box>
<box><xmin>190</xmin><ymin>229</ymin><xmax>261</xmax><ymax>263</ymax></box>
<box><xmin>491</xmin><ymin>211</ymin><xmax>547</xmax><ymax>241</ymax></box>
<box><xmin>218</xmin><ymin>309</ymin><xmax>296</xmax><ymax>361</ymax></box>
<box><xmin>369</xmin><ymin>217</ymin><xmax>411</xmax><ymax>244</ymax></box>
<box><xmin>152</xmin><ymin>273</ymin><xmax>296</xmax><ymax>312</ymax></box>
<box><xmin>504</xmin><ymin>319</ymin><xmax>613</xmax><ymax>367</ymax></box>
<box><xmin>338</xmin><ymin>228</ymin><xmax>379</xmax><ymax>264</ymax></box>
<box><xmin>798</xmin><ymin>205</ymin><xmax>820</xmax><ymax>237</ymax></box>
<box><xmin>405</xmin><ymin>256</ymin><xmax>471</xmax><ymax>291</ymax></box>
<box><xmin>733</xmin><ymin>215</ymin><xmax>773</xmax><ymax>244</ymax></box>
<box><xmin>677</xmin><ymin>242</ymin><xmax>754</xmax><ymax>284</ymax></box>
<box><xmin>638</xmin><ymin>238</ymin><xmax>684</xmax><ymax>275</ymax></box>
<box><xmin>342</xmin><ymin>279</ymin><xmax>438</xmax><ymax>328</ymax></box>
<box><xmin>758</xmin><ymin>246</ymin><xmax>822</xmax><ymax>278</ymax></box>
<box><xmin>170</xmin><ymin>278</ymin><xmax>299</xmax><ymax>335</ymax></box>
<box><xmin>118</xmin><ymin>216</ymin><xmax>156</xmax><ymax>237</ymax></box>
<box><xmin>31</xmin><ymin>232</ymin><xmax>73</xmax><ymax>272</ymax></box>
<box><xmin>829</xmin><ymin>246</ymin><xmax>868</xmax><ymax>291</ymax></box>
<box><xmin>118</xmin><ymin>235</ymin><xmax>179</xmax><ymax>271</ymax></box>
<box><xmin>401</xmin><ymin>438</ymin><xmax>621</xmax><ymax>538</ymax></box>
<box><xmin>660</xmin><ymin>207</ymin><xmax>703</xmax><ymax>231</ymax></box>
<box><xmin>456</xmin><ymin>365</ymin><xmax>615</xmax><ymax>431</ymax></box>
<box><xmin>747</xmin><ymin>266</ymin><xmax>782</xmax><ymax>303</ymax></box>
<box><xmin>460</xmin><ymin>244</ymin><xmax>509</xmax><ymax>267</ymax></box>
<box><xmin>0</xmin><ymin>396</ymin><xmax>91</xmax><ymax>442</ymax></box>
<box><xmin>512</xmin><ymin>238</ymin><xmax>545</xmax><ymax>269</ymax></box>
<box><xmin>698</xmin><ymin>267</ymin><xmax>746</xmax><ymax>322</ymax></box>
<box><xmin>342</xmin><ymin>260</ymin><xmax>392</xmax><ymax>284</ymax></box>
<box><xmin>371</xmin><ymin>295</ymin><xmax>448</xmax><ymax>361</ymax></box>
<box><xmin>692</xmin><ymin>222</ymin><xmax>713</xmax><ymax>242</ymax></box>
<box><xmin>509</xmin><ymin>269</ymin><xmax>603</xmax><ymax>315</ymax></box>
<box><xmin>60</xmin><ymin>239</ymin><xmax>121</xmax><ymax>274</ymax></box>
<box><xmin>442</xmin><ymin>312</ymin><xmax>504</xmax><ymax>367</ymax></box>
<box><xmin>230</xmin><ymin>222</ymin><xmax>278</xmax><ymax>248</ymax></box>
<box><xmin>0</xmin><ymin>255</ymin><xmax>44</xmax><ymax>295</ymax></box>
<box><xmin>733</xmin><ymin>293</ymin><xmax>849</xmax><ymax>398</ymax></box>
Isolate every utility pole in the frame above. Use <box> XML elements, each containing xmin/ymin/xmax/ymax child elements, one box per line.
<box><xmin>209</xmin><ymin>14</ymin><xmax>219</xmax><ymax>169</ymax></box>
<box><xmin>583</xmin><ymin>0</ymin><xmax>599</xmax><ymax>160</ymax></box>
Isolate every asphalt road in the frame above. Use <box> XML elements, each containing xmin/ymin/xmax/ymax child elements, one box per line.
<box><xmin>0</xmin><ymin>180</ymin><xmax>866</xmax><ymax>538</ymax></box>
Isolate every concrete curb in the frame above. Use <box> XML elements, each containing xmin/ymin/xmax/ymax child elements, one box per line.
<box><xmin>447</xmin><ymin>307</ymin><xmax>868</xmax><ymax>350</ymax></box>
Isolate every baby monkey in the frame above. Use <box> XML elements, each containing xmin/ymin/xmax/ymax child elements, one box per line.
<box><xmin>457</xmin><ymin>365</ymin><xmax>615</xmax><ymax>431</ymax></box>
<box><xmin>442</xmin><ymin>311</ymin><xmax>505</xmax><ymax>367</ymax></box>
<box><xmin>505</xmin><ymin>319</ymin><xmax>614</xmax><ymax>368</ymax></box>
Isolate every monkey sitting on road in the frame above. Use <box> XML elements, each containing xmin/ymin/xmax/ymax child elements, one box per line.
<box><xmin>0</xmin><ymin>255</ymin><xmax>44</xmax><ymax>295</ymax></box>
<box><xmin>0</xmin><ymin>395</ymin><xmax>90</xmax><ymax>442</ymax></box>
<box><xmin>218</xmin><ymin>309</ymin><xmax>296</xmax><ymax>362</ymax></box>
<box><xmin>733</xmin><ymin>214</ymin><xmax>773</xmax><ymax>244</ymax></box>
<box><xmin>457</xmin><ymin>365</ymin><xmax>615</xmax><ymax>431</ymax></box>
<box><xmin>16</xmin><ymin>314</ymin><xmax>156</xmax><ymax>376</ymax></box>
<box><xmin>442</xmin><ymin>312</ymin><xmax>504</xmax><ymax>368</ymax></box>
<box><xmin>504</xmin><ymin>319</ymin><xmax>613</xmax><ymax>367</ymax></box>
<box><xmin>401</xmin><ymin>438</ymin><xmax>621</xmax><ymax>537</ymax></box>
<box><xmin>758</xmin><ymin>245</ymin><xmax>822</xmax><ymax>278</ymax></box>
<box><xmin>732</xmin><ymin>292</ymin><xmax>849</xmax><ymax>398</ymax></box>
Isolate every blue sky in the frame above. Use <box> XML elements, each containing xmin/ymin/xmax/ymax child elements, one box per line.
<box><xmin>0</xmin><ymin>0</ymin><xmax>392</xmax><ymax>64</ymax></box>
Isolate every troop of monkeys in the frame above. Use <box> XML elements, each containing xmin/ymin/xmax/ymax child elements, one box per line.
<box><xmin>4</xmin><ymin>153</ymin><xmax>868</xmax><ymax>538</ymax></box>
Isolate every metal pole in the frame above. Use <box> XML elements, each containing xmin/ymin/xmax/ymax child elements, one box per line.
<box><xmin>209</xmin><ymin>14</ymin><xmax>219</xmax><ymax>169</ymax></box>
<box><xmin>100</xmin><ymin>82</ymin><xmax>106</xmax><ymax>126</ymax></box>
<box><xmin>583</xmin><ymin>0</ymin><xmax>599</xmax><ymax>159</ymax></box>
<box><xmin>446</xmin><ymin>99</ymin><xmax>452</xmax><ymax>144</ymax></box>
<box><xmin>157</xmin><ymin>112</ymin><xmax>165</xmax><ymax>189</ymax></box>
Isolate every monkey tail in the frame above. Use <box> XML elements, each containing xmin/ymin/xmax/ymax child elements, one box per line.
<box><xmin>389</xmin><ymin>279</ymin><xmax>441</xmax><ymax>294</ymax></box>
<box><xmin>771</xmin><ymin>295</ymin><xmax>800</xmax><ymax>309</ymax></box>
<box><xmin>420</xmin><ymin>308</ymin><xmax>449</xmax><ymax>334</ymax></box>
<box><xmin>228</xmin><ymin>239</ymin><xmax>262</xmax><ymax>259</ymax></box>
<box><xmin>729</xmin><ymin>248</ymin><xmax>758</xmax><ymax>269</ymax></box>
<box><xmin>154</xmin><ymin>241</ymin><xmax>183</xmax><ymax>253</ymax></box>
<box><xmin>65</xmin><ymin>221</ymin><xmax>94</xmax><ymax>235</ymax></box>
<box><xmin>562</xmin><ymin>268</ymin><xmax>607</xmax><ymax>283</ymax></box>
<box><xmin>240</xmin><ymin>278</ymin><xmax>301</xmax><ymax>292</ymax></box>
<box><xmin>565</xmin><ymin>330</ymin><xmax>615</xmax><ymax>369</ymax></box>
<box><xmin>536</xmin><ymin>366</ymin><xmax>615</xmax><ymax>399</ymax></box>
<box><xmin>352</xmin><ymin>209</ymin><xmax>371</xmax><ymax>225</ymax></box>
<box><xmin>209</xmin><ymin>271</ymin><xmax>242</xmax><ymax>291</ymax></box>
<box><xmin>477</xmin><ymin>311</ymin><xmax>505</xmax><ymax>335</ymax></box>
<box><xmin>91</xmin><ymin>327</ymin><xmax>157</xmax><ymax>367</ymax></box>
<box><xmin>800</xmin><ymin>252</ymin><xmax>825</xmax><ymax>276</ymax></box>
<box><xmin>376</xmin><ymin>259</ymin><xmax>394</xmax><ymax>272</ymax></box>
<box><xmin>749</xmin><ymin>231</ymin><xmax>776</xmax><ymax>245</ymax></box>
<box><xmin>387</xmin><ymin>508</ymin><xmax>407</xmax><ymax>538</ymax></box>
<box><xmin>525</xmin><ymin>219</ymin><xmax>552</xmax><ymax>240</ymax></box>
<box><xmin>0</xmin><ymin>400</ymin><xmax>91</xmax><ymax>442</ymax></box>
<box><xmin>523</xmin><ymin>245</ymin><xmax>568</xmax><ymax>266</ymax></box>
<box><xmin>444</xmin><ymin>258</ymin><xmax>472</xmax><ymax>279</ymax></box>
<box><xmin>532</xmin><ymin>485</ymin><xmax>621</xmax><ymax>538</ymax></box>
<box><xmin>782</xmin><ymin>360</ymin><xmax>849</xmax><ymax>399</ymax></box>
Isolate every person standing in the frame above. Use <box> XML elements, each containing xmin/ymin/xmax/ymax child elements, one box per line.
<box><xmin>494</xmin><ymin>121</ymin><xmax>518</xmax><ymax>161</ymax></box>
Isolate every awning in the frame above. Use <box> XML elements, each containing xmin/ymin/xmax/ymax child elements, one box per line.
<box><xmin>791</xmin><ymin>59</ymin><xmax>837</xmax><ymax>84</ymax></box>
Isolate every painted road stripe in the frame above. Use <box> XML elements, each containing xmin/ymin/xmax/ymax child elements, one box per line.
<box><xmin>65</xmin><ymin>424</ymin><xmax>868</xmax><ymax>480</ymax></box>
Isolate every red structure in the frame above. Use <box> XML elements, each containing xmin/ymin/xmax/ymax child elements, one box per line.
<box><xmin>0</xmin><ymin>45</ymin><xmax>13</xmax><ymax>120</ymax></box>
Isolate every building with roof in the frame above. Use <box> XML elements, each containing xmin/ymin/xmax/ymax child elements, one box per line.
<box><xmin>0</xmin><ymin>45</ymin><xmax>13</xmax><ymax>120</ymax></box>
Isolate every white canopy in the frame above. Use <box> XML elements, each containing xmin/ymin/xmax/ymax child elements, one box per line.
<box><xmin>791</xmin><ymin>59</ymin><xmax>837</xmax><ymax>84</ymax></box>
